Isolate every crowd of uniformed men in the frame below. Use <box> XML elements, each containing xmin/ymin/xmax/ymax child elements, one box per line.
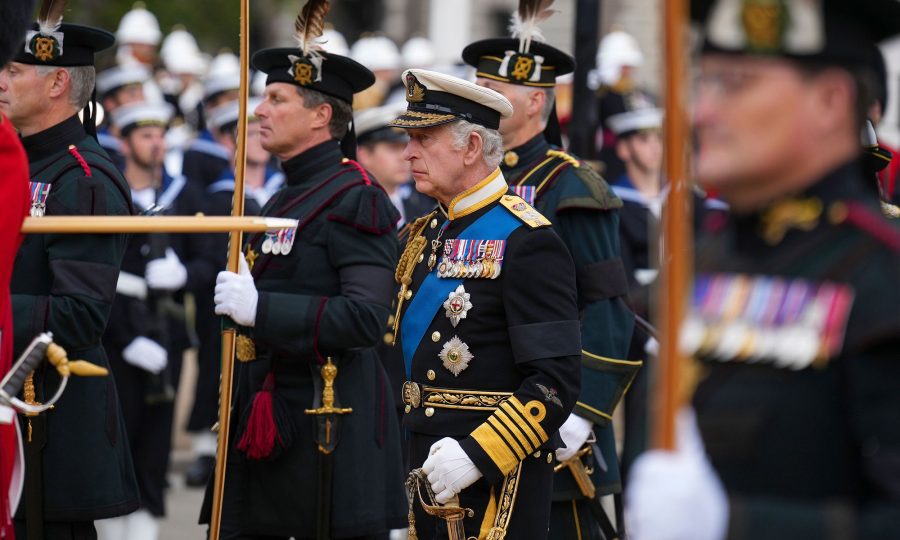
<box><xmin>0</xmin><ymin>0</ymin><xmax>898</xmax><ymax>539</ymax></box>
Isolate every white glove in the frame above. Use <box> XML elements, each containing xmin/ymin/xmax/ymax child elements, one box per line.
<box><xmin>122</xmin><ymin>336</ymin><xmax>168</xmax><ymax>374</ymax></box>
<box><xmin>556</xmin><ymin>413</ymin><xmax>594</xmax><ymax>462</ymax></box>
<box><xmin>422</xmin><ymin>437</ymin><xmax>482</xmax><ymax>504</ymax></box>
<box><xmin>214</xmin><ymin>255</ymin><xmax>258</xmax><ymax>327</ymax></box>
<box><xmin>145</xmin><ymin>248</ymin><xmax>188</xmax><ymax>291</ymax></box>
<box><xmin>625</xmin><ymin>408</ymin><xmax>729</xmax><ymax>540</ymax></box>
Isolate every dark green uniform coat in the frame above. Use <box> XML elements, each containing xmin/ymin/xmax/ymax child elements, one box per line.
<box><xmin>692</xmin><ymin>162</ymin><xmax>900</xmax><ymax>539</ymax></box>
<box><xmin>503</xmin><ymin>135</ymin><xmax>637</xmax><ymax>485</ymax></box>
<box><xmin>502</xmin><ymin>135</ymin><xmax>638</xmax><ymax>539</ymax></box>
<box><xmin>11</xmin><ymin>115</ymin><xmax>140</xmax><ymax>522</ymax></box>
<box><xmin>201</xmin><ymin>140</ymin><xmax>407</xmax><ymax>538</ymax></box>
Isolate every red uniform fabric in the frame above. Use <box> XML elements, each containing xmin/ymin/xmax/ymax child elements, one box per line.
<box><xmin>0</xmin><ymin>113</ymin><xmax>29</xmax><ymax>539</ymax></box>
<box><xmin>878</xmin><ymin>140</ymin><xmax>900</xmax><ymax>202</ymax></box>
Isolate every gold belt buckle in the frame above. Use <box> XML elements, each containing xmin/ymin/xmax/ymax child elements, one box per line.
<box><xmin>402</xmin><ymin>381</ymin><xmax>422</xmax><ymax>408</ymax></box>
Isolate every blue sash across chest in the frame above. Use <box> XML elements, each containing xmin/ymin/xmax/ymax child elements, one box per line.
<box><xmin>400</xmin><ymin>204</ymin><xmax>522</xmax><ymax>377</ymax></box>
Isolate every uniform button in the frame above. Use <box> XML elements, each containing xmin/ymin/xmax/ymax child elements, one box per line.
<box><xmin>404</xmin><ymin>289</ymin><xmax>413</xmax><ymax>300</ymax></box>
<box><xmin>533</xmin><ymin>451</ymin><xmax>541</xmax><ymax>458</ymax></box>
<box><xmin>430</xmin><ymin>218</ymin><xmax>438</xmax><ymax>229</ymax></box>
<box><xmin>425</xmin><ymin>407</ymin><xmax>435</xmax><ymax>417</ymax></box>
<box><xmin>405</xmin><ymin>405</ymin><xmax>411</xmax><ymax>414</ymax></box>
<box><xmin>417</xmin><ymin>253</ymin><xmax>424</xmax><ymax>263</ymax></box>
<box><xmin>547</xmin><ymin>452</ymin><xmax>554</xmax><ymax>463</ymax></box>
<box><xmin>426</xmin><ymin>369</ymin><xmax>436</xmax><ymax>381</ymax></box>
<box><xmin>431</xmin><ymin>331</ymin><xmax>441</xmax><ymax>342</ymax></box>
<box><xmin>383</xmin><ymin>333</ymin><xmax>393</xmax><ymax>345</ymax></box>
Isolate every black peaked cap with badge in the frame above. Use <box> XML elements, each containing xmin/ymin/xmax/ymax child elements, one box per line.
<box><xmin>13</xmin><ymin>22</ymin><xmax>114</xmax><ymax>67</ymax></box>
<box><xmin>387</xmin><ymin>68</ymin><xmax>513</xmax><ymax>130</ymax></box>
<box><xmin>462</xmin><ymin>39</ymin><xmax>573</xmax><ymax>88</ymax></box>
<box><xmin>692</xmin><ymin>0</ymin><xmax>900</xmax><ymax>70</ymax></box>
<box><xmin>252</xmin><ymin>48</ymin><xmax>374</xmax><ymax>104</ymax></box>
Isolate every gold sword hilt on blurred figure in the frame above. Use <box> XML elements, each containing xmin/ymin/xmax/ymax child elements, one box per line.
<box><xmin>553</xmin><ymin>445</ymin><xmax>597</xmax><ymax>499</ymax></box>
<box><xmin>45</xmin><ymin>342</ymin><xmax>109</xmax><ymax>378</ymax></box>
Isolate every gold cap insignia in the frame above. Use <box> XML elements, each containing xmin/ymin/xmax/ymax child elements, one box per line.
<box><xmin>741</xmin><ymin>0</ymin><xmax>789</xmax><ymax>53</ymax></box>
<box><xmin>29</xmin><ymin>34</ymin><xmax>61</xmax><ymax>63</ymax></box>
<box><xmin>406</xmin><ymin>72</ymin><xmax>426</xmax><ymax>103</ymax></box>
<box><xmin>292</xmin><ymin>58</ymin><xmax>316</xmax><ymax>86</ymax></box>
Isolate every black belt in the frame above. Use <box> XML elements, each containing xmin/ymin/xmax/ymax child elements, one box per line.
<box><xmin>401</xmin><ymin>381</ymin><xmax>512</xmax><ymax>412</ymax></box>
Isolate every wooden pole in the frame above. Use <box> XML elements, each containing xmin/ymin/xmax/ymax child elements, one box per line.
<box><xmin>209</xmin><ymin>0</ymin><xmax>250</xmax><ymax>535</ymax></box>
<box><xmin>653</xmin><ymin>0</ymin><xmax>693</xmax><ymax>450</ymax></box>
<box><xmin>20</xmin><ymin>216</ymin><xmax>296</xmax><ymax>234</ymax></box>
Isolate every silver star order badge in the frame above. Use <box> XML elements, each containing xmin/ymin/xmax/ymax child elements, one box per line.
<box><xmin>439</xmin><ymin>336</ymin><xmax>474</xmax><ymax>376</ymax></box>
<box><xmin>443</xmin><ymin>285</ymin><xmax>473</xmax><ymax>327</ymax></box>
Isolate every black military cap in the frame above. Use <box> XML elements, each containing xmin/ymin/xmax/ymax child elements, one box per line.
<box><xmin>692</xmin><ymin>0</ymin><xmax>900</xmax><ymax>69</ymax></box>
<box><xmin>252</xmin><ymin>48</ymin><xmax>374</xmax><ymax>104</ymax></box>
<box><xmin>462</xmin><ymin>38</ymin><xmax>574</xmax><ymax>88</ymax></box>
<box><xmin>13</xmin><ymin>22</ymin><xmax>114</xmax><ymax>67</ymax></box>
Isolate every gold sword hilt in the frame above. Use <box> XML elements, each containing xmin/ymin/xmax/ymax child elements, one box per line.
<box><xmin>304</xmin><ymin>358</ymin><xmax>353</xmax><ymax>417</ymax></box>
<box><xmin>553</xmin><ymin>445</ymin><xmax>597</xmax><ymax>499</ymax></box>
<box><xmin>46</xmin><ymin>342</ymin><xmax>109</xmax><ymax>378</ymax></box>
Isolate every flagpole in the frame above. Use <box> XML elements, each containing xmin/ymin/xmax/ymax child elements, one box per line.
<box><xmin>209</xmin><ymin>0</ymin><xmax>250</xmax><ymax>535</ymax></box>
<box><xmin>654</xmin><ymin>0</ymin><xmax>693</xmax><ymax>450</ymax></box>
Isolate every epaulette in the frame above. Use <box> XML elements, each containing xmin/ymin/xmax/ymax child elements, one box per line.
<box><xmin>499</xmin><ymin>194</ymin><xmax>551</xmax><ymax>228</ymax></box>
<box><xmin>564</xmin><ymin>164</ymin><xmax>623</xmax><ymax>212</ymax></box>
<box><xmin>829</xmin><ymin>201</ymin><xmax>900</xmax><ymax>252</ymax></box>
<box><xmin>545</xmin><ymin>148</ymin><xmax>580</xmax><ymax>168</ymax></box>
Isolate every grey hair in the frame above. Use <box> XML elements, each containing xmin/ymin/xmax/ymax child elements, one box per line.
<box><xmin>294</xmin><ymin>86</ymin><xmax>353</xmax><ymax>139</ymax></box>
<box><xmin>447</xmin><ymin>119</ymin><xmax>504</xmax><ymax>169</ymax></box>
<box><xmin>539</xmin><ymin>87</ymin><xmax>556</xmax><ymax>123</ymax></box>
<box><xmin>35</xmin><ymin>65</ymin><xmax>96</xmax><ymax>108</ymax></box>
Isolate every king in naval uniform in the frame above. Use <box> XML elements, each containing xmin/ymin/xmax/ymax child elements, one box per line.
<box><xmin>389</xmin><ymin>68</ymin><xmax>582</xmax><ymax>539</ymax></box>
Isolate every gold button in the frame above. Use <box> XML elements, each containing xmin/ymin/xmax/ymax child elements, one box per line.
<box><xmin>417</xmin><ymin>253</ymin><xmax>424</xmax><ymax>263</ymax></box>
<box><xmin>404</xmin><ymin>289</ymin><xmax>413</xmax><ymax>300</ymax></box>
<box><xmin>533</xmin><ymin>451</ymin><xmax>541</xmax><ymax>458</ymax></box>
<box><xmin>426</xmin><ymin>369</ymin><xmax>436</xmax><ymax>381</ymax></box>
<box><xmin>547</xmin><ymin>452</ymin><xmax>554</xmax><ymax>463</ymax></box>
<box><xmin>383</xmin><ymin>333</ymin><xmax>393</xmax><ymax>345</ymax></box>
<box><xmin>425</xmin><ymin>407</ymin><xmax>434</xmax><ymax>417</ymax></box>
<box><xmin>431</xmin><ymin>331</ymin><xmax>441</xmax><ymax>342</ymax></box>
<box><xmin>430</xmin><ymin>218</ymin><xmax>438</xmax><ymax>229</ymax></box>
<box><xmin>405</xmin><ymin>405</ymin><xmax>411</xmax><ymax>414</ymax></box>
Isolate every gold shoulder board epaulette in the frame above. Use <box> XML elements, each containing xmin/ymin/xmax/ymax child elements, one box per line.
<box><xmin>545</xmin><ymin>149</ymin><xmax>580</xmax><ymax>168</ymax></box>
<box><xmin>500</xmin><ymin>194</ymin><xmax>552</xmax><ymax>228</ymax></box>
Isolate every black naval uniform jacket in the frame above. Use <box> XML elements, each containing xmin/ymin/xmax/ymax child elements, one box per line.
<box><xmin>201</xmin><ymin>140</ymin><xmax>407</xmax><ymax>537</ymax></box>
<box><xmin>501</xmin><ymin>134</ymin><xmax>637</xmax><ymax>497</ymax></box>
<box><xmin>11</xmin><ymin>115</ymin><xmax>140</xmax><ymax>521</ymax></box>
<box><xmin>397</xmin><ymin>168</ymin><xmax>582</xmax><ymax>487</ymax></box>
<box><xmin>691</xmin><ymin>162</ymin><xmax>900</xmax><ymax>539</ymax></box>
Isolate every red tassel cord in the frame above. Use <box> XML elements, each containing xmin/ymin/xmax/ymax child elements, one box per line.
<box><xmin>237</xmin><ymin>372</ymin><xmax>295</xmax><ymax>460</ymax></box>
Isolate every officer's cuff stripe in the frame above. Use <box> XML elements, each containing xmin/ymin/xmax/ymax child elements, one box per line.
<box><xmin>471</xmin><ymin>422</ymin><xmax>520</xmax><ymax>476</ymax></box>
<box><xmin>487</xmin><ymin>416</ymin><xmax>528</xmax><ymax>459</ymax></box>
<box><xmin>499</xmin><ymin>402</ymin><xmax>542</xmax><ymax>447</ymax></box>
<box><xmin>507</xmin><ymin>397</ymin><xmax>549</xmax><ymax>441</ymax></box>
<box><xmin>494</xmin><ymin>409</ymin><xmax>536</xmax><ymax>453</ymax></box>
